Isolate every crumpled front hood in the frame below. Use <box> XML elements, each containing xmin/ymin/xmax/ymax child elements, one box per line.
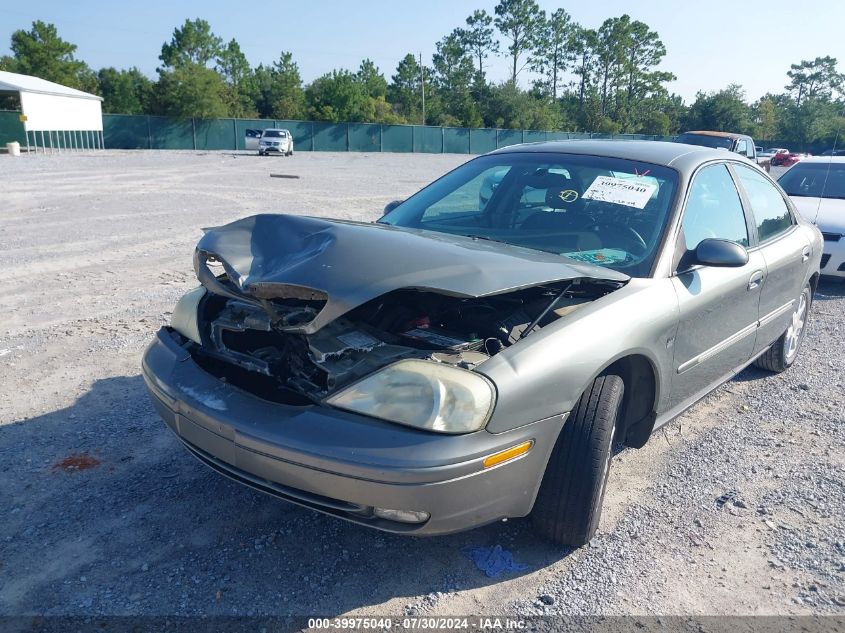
<box><xmin>195</xmin><ymin>214</ymin><xmax>629</xmax><ymax>333</ymax></box>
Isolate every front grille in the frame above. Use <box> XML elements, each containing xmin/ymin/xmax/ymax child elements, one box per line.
<box><xmin>821</xmin><ymin>254</ymin><xmax>831</xmax><ymax>269</ymax></box>
<box><xmin>822</xmin><ymin>232</ymin><xmax>842</xmax><ymax>242</ymax></box>
<box><xmin>191</xmin><ymin>348</ymin><xmax>314</xmax><ymax>406</ymax></box>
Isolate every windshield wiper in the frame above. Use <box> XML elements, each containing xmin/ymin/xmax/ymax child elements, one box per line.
<box><xmin>790</xmin><ymin>193</ymin><xmax>845</xmax><ymax>199</ymax></box>
<box><xmin>463</xmin><ymin>234</ymin><xmax>509</xmax><ymax>244</ymax></box>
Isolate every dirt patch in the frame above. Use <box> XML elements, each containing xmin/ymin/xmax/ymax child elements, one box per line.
<box><xmin>52</xmin><ymin>453</ymin><xmax>101</xmax><ymax>472</ymax></box>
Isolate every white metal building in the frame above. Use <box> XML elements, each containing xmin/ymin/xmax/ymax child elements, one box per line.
<box><xmin>0</xmin><ymin>70</ymin><xmax>104</xmax><ymax>153</ymax></box>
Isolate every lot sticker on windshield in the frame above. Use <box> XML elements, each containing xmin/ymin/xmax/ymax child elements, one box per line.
<box><xmin>563</xmin><ymin>249</ymin><xmax>628</xmax><ymax>265</ymax></box>
<box><xmin>582</xmin><ymin>175</ymin><xmax>657</xmax><ymax>208</ymax></box>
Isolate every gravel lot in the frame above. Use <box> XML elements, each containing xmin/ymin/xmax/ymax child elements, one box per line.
<box><xmin>0</xmin><ymin>151</ymin><xmax>843</xmax><ymax>618</ymax></box>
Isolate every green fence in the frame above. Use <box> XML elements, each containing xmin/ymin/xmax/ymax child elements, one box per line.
<box><xmin>0</xmin><ymin>110</ymin><xmax>680</xmax><ymax>154</ymax></box>
<box><xmin>97</xmin><ymin>113</ymin><xmax>677</xmax><ymax>154</ymax></box>
<box><xmin>3</xmin><ymin>108</ymin><xmax>835</xmax><ymax>155</ymax></box>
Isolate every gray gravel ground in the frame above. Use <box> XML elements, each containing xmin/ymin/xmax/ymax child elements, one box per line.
<box><xmin>0</xmin><ymin>152</ymin><xmax>842</xmax><ymax>617</ymax></box>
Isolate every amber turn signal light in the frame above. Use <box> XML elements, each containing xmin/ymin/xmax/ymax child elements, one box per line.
<box><xmin>482</xmin><ymin>440</ymin><xmax>533</xmax><ymax>469</ymax></box>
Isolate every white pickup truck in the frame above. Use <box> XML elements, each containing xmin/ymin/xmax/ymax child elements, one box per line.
<box><xmin>676</xmin><ymin>131</ymin><xmax>771</xmax><ymax>173</ymax></box>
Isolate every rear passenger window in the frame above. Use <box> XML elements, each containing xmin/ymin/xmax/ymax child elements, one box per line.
<box><xmin>682</xmin><ymin>164</ymin><xmax>749</xmax><ymax>251</ymax></box>
<box><xmin>733</xmin><ymin>164</ymin><xmax>793</xmax><ymax>242</ymax></box>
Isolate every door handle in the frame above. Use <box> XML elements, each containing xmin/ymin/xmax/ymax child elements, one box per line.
<box><xmin>747</xmin><ymin>270</ymin><xmax>764</xmax><ymax>291</ymax></box>
<box><xmin>802</xmin><ymin>246</ymin><xmax>811</xmax><ymax>262</ymax></box>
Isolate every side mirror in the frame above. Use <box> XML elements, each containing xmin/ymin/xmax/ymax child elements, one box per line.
<box><xmin>695</xmin><ymin>238</ymin><xmax>749</xmax><ymax>267</ymax></box>
<box><xmin>383</xmin><ymin>199</ymin><xmax>403</xmax><ymax>214</ymax></box>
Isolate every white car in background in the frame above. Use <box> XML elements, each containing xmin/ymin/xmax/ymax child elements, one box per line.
<box><xmin>258</xmin><ymin>129</ymin><xmax>294</xmax><ymax>156</ymax></box>
<box><xmin>779</xmin><ymin>157</ymin><xmax>845</xmax><ymax>278</ymax></box>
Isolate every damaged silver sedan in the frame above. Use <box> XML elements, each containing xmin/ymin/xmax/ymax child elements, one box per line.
<box><xmin>143</xmin><ymin>141</ymin><xmax>822</xmax><ymax>546</ymax></box>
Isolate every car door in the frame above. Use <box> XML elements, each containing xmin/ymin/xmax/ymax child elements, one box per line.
<box><xmin>244</xmin><ymin>129</ymin><xmax>260</xmax><ymax>150</ymax></box>
<box><xmin>669</xmin><ymin>163</ymin><xmax>764</xmax><ymax>409</ymax></box>
<box><xmin>732</xmin><ymin>163</ymin><xmax>810</xmax><ymax>354</ymax></box>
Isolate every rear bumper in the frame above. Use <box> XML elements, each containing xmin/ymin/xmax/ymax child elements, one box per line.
<box><xmin>142</xmin><ymin>328</ymin><xmax>565</xmax><ymax>535</ymax></box>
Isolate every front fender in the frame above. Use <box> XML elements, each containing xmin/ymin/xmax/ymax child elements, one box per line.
<box><xmin>479</xmin><ymin>278</ymin><xmax>678</xmax><ymax>433</ymax></box>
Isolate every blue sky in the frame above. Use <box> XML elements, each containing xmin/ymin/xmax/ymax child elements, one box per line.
<box><xmin>2</xmin><ymin>0</ymin><xmax>844</xmax><ymax>103</ymax></box>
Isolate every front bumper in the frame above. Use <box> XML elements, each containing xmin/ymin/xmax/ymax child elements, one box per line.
<box><xmin>821</xmin><ymin>235</ymin><xmax>845</xmax><ymax>278</ymax></box>
<box><xmin>142</xmin><ymin>328</ymin><xmax>565</xmax><ymax>535</ymax></box>
<box><xmin>259</xmin><ymin>144</ymin><xmax>285</xmax><ymax>153</ymax></box>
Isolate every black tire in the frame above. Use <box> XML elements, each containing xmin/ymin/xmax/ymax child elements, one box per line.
<box><xmin>531</xmin><ymin>374</ymin><xmax>624</xmax><ymax>547</ymax></box>
<box><xmin>754</xmin><ymin>283</ymin><xmax>811</xmax><ymax>373</ymax></box>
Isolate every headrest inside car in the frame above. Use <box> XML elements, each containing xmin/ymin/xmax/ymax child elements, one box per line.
<box><xmin>541</xmin><ymin>173</ymin><xmax>581</xmax><ymax>209</ymax></box>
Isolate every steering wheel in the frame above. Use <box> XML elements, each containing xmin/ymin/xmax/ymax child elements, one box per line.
<box><xmin>587</xmin><ymin>221</ymin><xmax>648</xmax><ymax>253</ymax></box>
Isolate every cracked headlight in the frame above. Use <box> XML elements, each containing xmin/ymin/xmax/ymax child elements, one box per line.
<box><xmin>326</xmin><ymin>359</ymin><xmax>495</xmax><ymax>434</ymax></box>
<box><xmin>171</xmin><ymin>286</ymin><xmax>205</xmax><ymax>344</ymax></box>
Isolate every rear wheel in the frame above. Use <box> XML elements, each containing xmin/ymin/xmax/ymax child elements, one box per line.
<box><xmin>754</xmin><ymin>284</ymin><xmax>811</xmax><ymax>373</ymax></box>
<box><xmin>531</xmin><ymin>374</ymin><xmax>623</xmax><ymax>547</ymax></box>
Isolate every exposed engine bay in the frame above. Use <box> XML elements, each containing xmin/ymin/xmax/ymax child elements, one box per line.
<box><xmin>189</xmin><ymin>279</ymin><xmax>622</xmax><ymax>405</ymax></box>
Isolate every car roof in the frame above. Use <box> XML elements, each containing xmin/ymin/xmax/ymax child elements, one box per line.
<box><xmin>490</xmin><ymin>139</ymin><xmax>731</xmax><ymax>170</ymax></box>
<box><xmin>682</xmin><ymin>130</ymin><xmax>746</xmax><ymax>140</ymax></box>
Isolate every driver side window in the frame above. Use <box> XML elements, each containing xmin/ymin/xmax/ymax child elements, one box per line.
<box><xmin>682</xmin><ymin>164</ymin><xmax>749</xmax><ymax>251</ymax></box>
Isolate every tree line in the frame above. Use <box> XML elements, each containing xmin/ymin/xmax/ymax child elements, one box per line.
<box><xmin>1</xmin><ymin>3</ymin><xmax>843</xmax><ymax>148</ymax></box>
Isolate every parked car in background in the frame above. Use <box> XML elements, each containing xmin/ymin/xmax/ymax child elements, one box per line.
<box><xmin>675</xmin><ymin>131</ymin><xmax>771</xmax><ymax>172</ymax></box>
<box><xmin>258</xmin><ymin>129</ymin><xmax>294</xmax><ymax>156</ymax></box>
<box><xmin>758</xmin><ymin>148</ymin><xmax>777</xmax><ymax>159</ymax></box>
<box><xmin>819</xmin><ymin>149</ymin><xmax>845</xmax><ymax>157</ymax></box>
<box><xmin>244</xmin><ymin>129</ymin><xmax>262</xmax><ymax>151</ymax></box>
<box><xmin>772</xmin><ymin>150</ymin><xmax>811</xmax><ymax>167</ymax></box>
<box><xmin>779</xmin><ymin>157</ymin><xmax>845</xmax><ymax>278</ymax></box>
<box><xmin>143</xmin><ymin>140</ymin><xmax>820</xmax><ymax>548</ymax></box>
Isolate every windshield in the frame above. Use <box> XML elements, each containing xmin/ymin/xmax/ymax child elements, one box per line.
<box><xmin>263</xmin><ymin>130</ymin><xmax>286</xmax><ymax>138</ymax></box>
<box><xmin>778</xmin><ymin>162</ymin><xmax>845</xmax><ymax>199</ymax></box>
<box><xmin>676</xmin><ymin>133</ymin><xmax>734</xmax><ymax>150</ymax></box>
<box><xmin>379</xmin><ymin>152</ymin><xmax>679</xmax><ymax>277</ymax></box>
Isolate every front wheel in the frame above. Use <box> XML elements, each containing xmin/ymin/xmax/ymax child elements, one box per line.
<box><xmin>531</xmin><ymin>374</ymin><xmax>624</xmax><ymax>547</ymax></box>
<box><xmin>754</xmin><ymin>283</ymin><xmax>811</xmax><ymax>373</ymax></box>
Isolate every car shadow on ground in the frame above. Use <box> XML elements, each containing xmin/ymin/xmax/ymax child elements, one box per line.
<box><xmin>0</xmin><ymin>374</ymin><xmax>570</xmax><ymax>616</ymax></box>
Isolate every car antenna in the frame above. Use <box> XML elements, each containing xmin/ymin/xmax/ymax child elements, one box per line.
<box><xmin>814</xmin><ymin>113</ymin><xmax>842</xmax><ymax>223</ymax></box>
